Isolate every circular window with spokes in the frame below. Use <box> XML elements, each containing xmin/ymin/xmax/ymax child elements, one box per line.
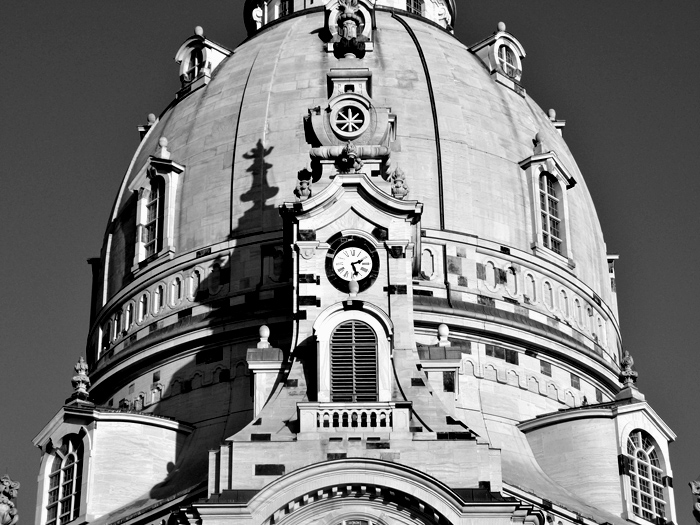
<box><xmin>330</xmin><ymin>100</ymin><xmax>370</xmax><ymax>139</ymax></box>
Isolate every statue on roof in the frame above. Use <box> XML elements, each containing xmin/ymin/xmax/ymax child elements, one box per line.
<box><xmin>0</xmin><ymin>475</ymin><xmax>19</xmax><ymax>525</ymax></box>
<box><xmin>618</xmin><ymin>350</ymin><xmax>638</xmax><ymax>387</ymax></box>
<box><xmin>691</xmin><ymin>476</ymin><xmax>700</xmax><ymax>523</ymax></box>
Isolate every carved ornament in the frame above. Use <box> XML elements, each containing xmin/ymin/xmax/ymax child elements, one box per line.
<box><xmin>0</xmin><ymin>476</ymin><xmax>19</xmax><ymax>525</ymax></box>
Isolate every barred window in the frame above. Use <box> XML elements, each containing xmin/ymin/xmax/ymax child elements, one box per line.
<box><xmin>330</xmin><ymin>320</ymin><xmax>377</xmax><ymax>402</ymax></box>
<box><xmin>46</xmin><ymin>438</ymin><xmax>83</xmax><ymax>525</ymax></box>
<box><xmin>626</xmin><ymin>429</ymin><xmax>667</xmax><ymax>521</ymax></box>
<box><xmin>539</xmin><ymin>173</ymin><xmax>563</xmax><ymax>255</ymax></box>
<box><xmin>406</xmin><ymin>0</ymin><xmax>423</xmax><ymax>15</ymax></box>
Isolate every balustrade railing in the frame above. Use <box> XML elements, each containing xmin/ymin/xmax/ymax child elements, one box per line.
<box><xmin>298</xmin><ymin>402</ymin><xmax>411</xmax><ymax>433</ymax></box>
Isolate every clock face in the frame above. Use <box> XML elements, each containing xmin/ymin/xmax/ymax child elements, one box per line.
<box><xmin>325</xmin><ymin>236</ymin><xmax>380</xmax><ymax>293</ymax></box>
<box><xmin>333</xmin><ymin>247</ymin><xmax>373</xmax><ymax>281</ymax></box>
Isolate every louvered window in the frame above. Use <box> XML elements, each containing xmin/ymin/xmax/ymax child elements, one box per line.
<box><xmin>330</xmin><ymin>321</ymin><xmax>378</xmax><ymax>402</ymax></box>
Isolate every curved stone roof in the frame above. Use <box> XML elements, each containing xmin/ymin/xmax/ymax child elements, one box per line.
<box><xmin>106</xmin><ymin>9</ymin><xmax>609</xmax><ymax>307</ymax></box>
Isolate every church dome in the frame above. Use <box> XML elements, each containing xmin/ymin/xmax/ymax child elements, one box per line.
<box><xmin>34</xmin><ymin>6</ymin><xmax>679</xmax><ymax>525</ymax></box>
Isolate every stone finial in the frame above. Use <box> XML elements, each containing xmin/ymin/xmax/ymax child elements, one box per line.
<box><xmin>533</xmin><ymin>131</ymin><xmax>546</xmax><ymax>154</ymax></box>
<box><xmin>437</xmin><ymin>324</ymin><xmax>451</xmax><ymax>347</ymax></box>
<box><xmin>0</xmin><ymin>475</ymin><xmax>19</xmax><ymax>525</ymax></box>
<box><xmin>194</xmin><ymin>26</ymin><xmax>204</xmax><ymax>37</ymax></box>
<box><xmin>619</xmin><ymin>350</ymin><xmax>638</xmax><ymax>387</ymax></box>
<box><xmin>691</xmin><ymin>476</ymin><xmax>700</xmax><ymax>523</ymax></box>
<box><xmin>390</xmin><ymin>166</ymin><xmax>409</xmax><ymax>200</ymax></box>
<box><xmin>548</xmin><ymin>109</ymin><xmax>557</xmax><ymax>121</ymax></box>
<box><xmin>257</xmin><ymin>325</ymin><xmax>271</xmax><ymax>349</ymax></box>
<box><xmin>71</xmin><ymin>356</ymin><xmax>91</xmax><ymax>399</ymax></box>
<box><xmin>497</xmin><ymin>21</ymin><xmax>506</xmax><ymax>32</ymax></box>
<box><xmin>336</xmin><ymin>141</ymin><xmax>364</xmax><ymax>173</ymax></box>
<box><xmin>156</xmin><ymin>137</ymin><xmax>171</xmax><ymax>160</ymax></box>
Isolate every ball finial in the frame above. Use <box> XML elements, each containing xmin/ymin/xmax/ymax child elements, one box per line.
<box><xmin>147</xmin><ymin>113</ymin><xmax>156</xmax><ymax>124</ymax></box>
<box><xmin>348</xmin><ymin>279</ymin><xmax>359</xmax><ymax>297</ymax></box>
<box><xmin>259</xmin><ymin>325</ymin><xmax>270</xmax><ymax>339</ymax></box>
<box><xmin>548</xmin><ymin>109</ymin><xmax>557</xmax><ymax>121</ymax></box>
<box><xmin>158</xmin><ymin>136</ymin><xmax>168</xmax><ymax>148</ymax></box>
<box><xmin>535</xmin><ymin>131</ymin><xmax>544</xmax><ymax>144</ymax></box>
<box><xmin>497</xmin><ymin>21</ymin><xmax>506</xmax><ymax>32</ymax></box>
<box><xmin>437</xmin><ymin>324</ymin><xmax>451</xmax><ymax>346</ymax></box>
<box><xmin>194</xmin><ymin>26</ymin><xmax>204</xmax><ymax>37</ymax></box>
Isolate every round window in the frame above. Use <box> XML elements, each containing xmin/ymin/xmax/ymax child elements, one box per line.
<box><xmin>330</xmin><ymin>101</ymin><xmax>370</xmax><ymax>139</ymax></box>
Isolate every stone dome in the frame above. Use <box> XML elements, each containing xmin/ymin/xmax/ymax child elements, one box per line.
<box><xmin>37</xmin><ymin>8</ymin><xmax>677</xmax><ymax>525</ymax></box>
<box><xmin>91</xmin><ymin>7</ymin><xmax>620</xmax><ymax>398</ymax></box>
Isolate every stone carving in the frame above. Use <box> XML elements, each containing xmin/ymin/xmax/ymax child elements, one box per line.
<box><xmin>294</xmin><ymin>169</ymin><xmax>313</xmax><ymax>201</ymax></box>
<box><xmin>333</xmin><ymin>0</ymin><xmax>367</xmax><ymax>59</ymax></box>
<box><xmin>336</xmin><ymin>141</ymin><xmax>364</xmax><ymax>173</ymax></box>
<box><xmin>0</xmin><ymin>475</ymin><xmax>19</xmax><ymax>525</ymax></box>
<box><xmin>71</xmin><ymin>356</ymin><xmax>91</xmax><ymax>399</ymax></box>
<box><xmin>618</xmin><ymin>350</ymin><xmax>638</xmax><ymax>387</ymax></box>
<box><xmin>389</xmin><ymin>166</ymin><xmax>409</xmax><ymax>199</ymax></box>
<box><xmin>691</xmin><ymin>476</ymin><xmax>700</xmax><ymax>523</ymax></box>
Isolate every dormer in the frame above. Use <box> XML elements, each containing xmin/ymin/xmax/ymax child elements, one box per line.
<box><xmin>174</xmin><ymin>26</ymin><xmax>232</xmax><ymax>99</ymax></box>
<box><xmin>469</xmin><ymin>22</ymin><xmax>526</xmax><ymax>96</ymax></box>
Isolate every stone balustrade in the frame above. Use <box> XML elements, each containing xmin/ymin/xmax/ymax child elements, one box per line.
<box><xmin>298</xmin><ymin>402</ymin><xmax>411</xmax><ymax>434</ymax></box>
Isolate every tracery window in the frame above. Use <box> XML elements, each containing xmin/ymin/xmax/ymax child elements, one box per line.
<box><xmin>46</xmin><ymin>438</ymin><xmax>83</xmax><ymax>525</ymax></box>
<box><xmin>498</xmin><ymin>45</ymin><xmax>518</xmax><ymax>78</ymax></box>
<box><xmin>330</xmin><ymin>320</ymin><xmax>378</xmax><ymax>402</ymax></box>
<box><xmin>406</xmin><ymin>0</ymin><xmax>424</xmax><ymax>15</ymax></box>
<box><xmin>539</xmin><ymin>173</ymin><xmax>563</xmax><ymax>255</ymax></box>
<box><xmin>625</xmin><ymin>430</ymin><xmax>667</xmax><ymax>521</ymax></box>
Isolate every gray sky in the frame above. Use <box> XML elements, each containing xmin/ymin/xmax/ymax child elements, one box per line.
<box><xmin>1</xmin><ymin>1</ymin><xmax>698</xmax><ymax>523</ymax></box>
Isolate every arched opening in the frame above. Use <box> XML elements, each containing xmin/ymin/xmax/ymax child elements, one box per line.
<box><xmin>46</xmin><ymin>436</ymin><xmax>83</xmax><ymax>525</ymax></box>
<box><xmin>330</xmin><ymin>321</ymin><xmax>378</xmax><ymax>402</ymax></box>
<box><xmin>626</xmin><ymin>429</ymin><xmax>667</xmax><ymax>521</ymax></box>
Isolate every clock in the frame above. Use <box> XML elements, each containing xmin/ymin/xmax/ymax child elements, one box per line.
<box><xmin>325</xmin><ymin>236</ymin><xmax>380</xmax><ymax>293</ymax></box>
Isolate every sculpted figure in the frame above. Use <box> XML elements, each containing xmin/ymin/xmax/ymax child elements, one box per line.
<box><xmin>0</xmin><ymin>476</ymin><xmax>19</xmax><ymax>525</ymax></box>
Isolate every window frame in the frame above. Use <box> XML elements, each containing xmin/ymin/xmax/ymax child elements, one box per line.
<box><xmin>313</xmin><ymin>305</ymin><xmax>393</xmax><ymax>403</ymax></box>
<box><xmin>406</xmin><ymin>0</ymin><xmax>424</xmax><ymax>16</ymax></box>
<box><xmin>623</xmin><ymin>429</ymin><xmax>669</xmax><ymax>523</ymax></box>
<box><xmin>519</xmin><ymin>157</ymin><xmax>576</xmax><ymax>266</ymax></box>
<box><xmin>45</xmin><ymin>437</ymin><xmax>83</xmax><ymax>525</ymax></box>
<box><xmin>130</xmin><ymin>157</ymin><xmax>184</xmax><ymax>272</ymax></box>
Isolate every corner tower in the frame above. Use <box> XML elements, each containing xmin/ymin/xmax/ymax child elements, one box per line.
<box><xmin>34</xmin><ymin>3</ymin><xmax>676</xmax><ymax>525</ymax></box>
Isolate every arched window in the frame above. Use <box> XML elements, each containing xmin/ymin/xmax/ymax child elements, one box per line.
<box><xmin>172</xmin><ymin>277</ymin><xmax>182</xmax><ymax>303</ymax></box>
<box><xmin>139</xmin><ymin>293</ymin><xmax>149</xmax><ymax>322</ymax></box>
<box><xmin>124</xmin><ymin>303</ymin><xmax>134</xmax><ymax>331</ymax></box>
<box><xmin>575</xmin><ymin>298</ymin><xmax>582</xmax><ymax>325</ymax></box>
<box><xmin>498</xmin><ymin>45</ymin><xmax>518</xmax><ymax>78</ymax></box>
<box><xmin>154</xmin><ymin>285</ymin><xmax>164</xmax><ymax>313</ymax></box>
<box><xmin>190</xmin><ymin>270</ymin><xmax>201</xmax><ymax>299</ymax></box>
<box><xmin>526</xmin><ymin>274</ymin><xmax>536</xmax><ymax>302</ymax></box>
<box><xmin>544</xmin><ymin>281</ymin><xmax>553</xmax><ymax>309</ymax></box>
<box><xmin>539</xmin><ymin>173</ymin><xmax>563</xmax><ymax>255</ymax></box>
<box><xmin>406</xmin><ymin>0</ymin><xmax>424</xmax><ymax>16</ymax></box>
<box><xmin>625</xmin><ymin>430</ymin><xmax>667</xmax><ymax>521</ymax></box>
<box><xmin>330</xmin><ymin>320</ymin><xmax>377</xmax><ymax>402</ymax></box>
<box><xmin>559</xmin><ymin>289</ymin><xmax>569</xmax><ymax>317</ymax></box>
<box><xmin>46</xmin><ymin>437</ymin><xmax>83</xmax><ymax>525</ymax></box>
<box><xmin>184</xmin><ymin>47</ymin><xmax>204</xmax><ymax>81</ymax></box>
<box><xmin>144</xmin><ymin>178</ymin><xmax>164</xmax><ymax>259</ymax></box>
